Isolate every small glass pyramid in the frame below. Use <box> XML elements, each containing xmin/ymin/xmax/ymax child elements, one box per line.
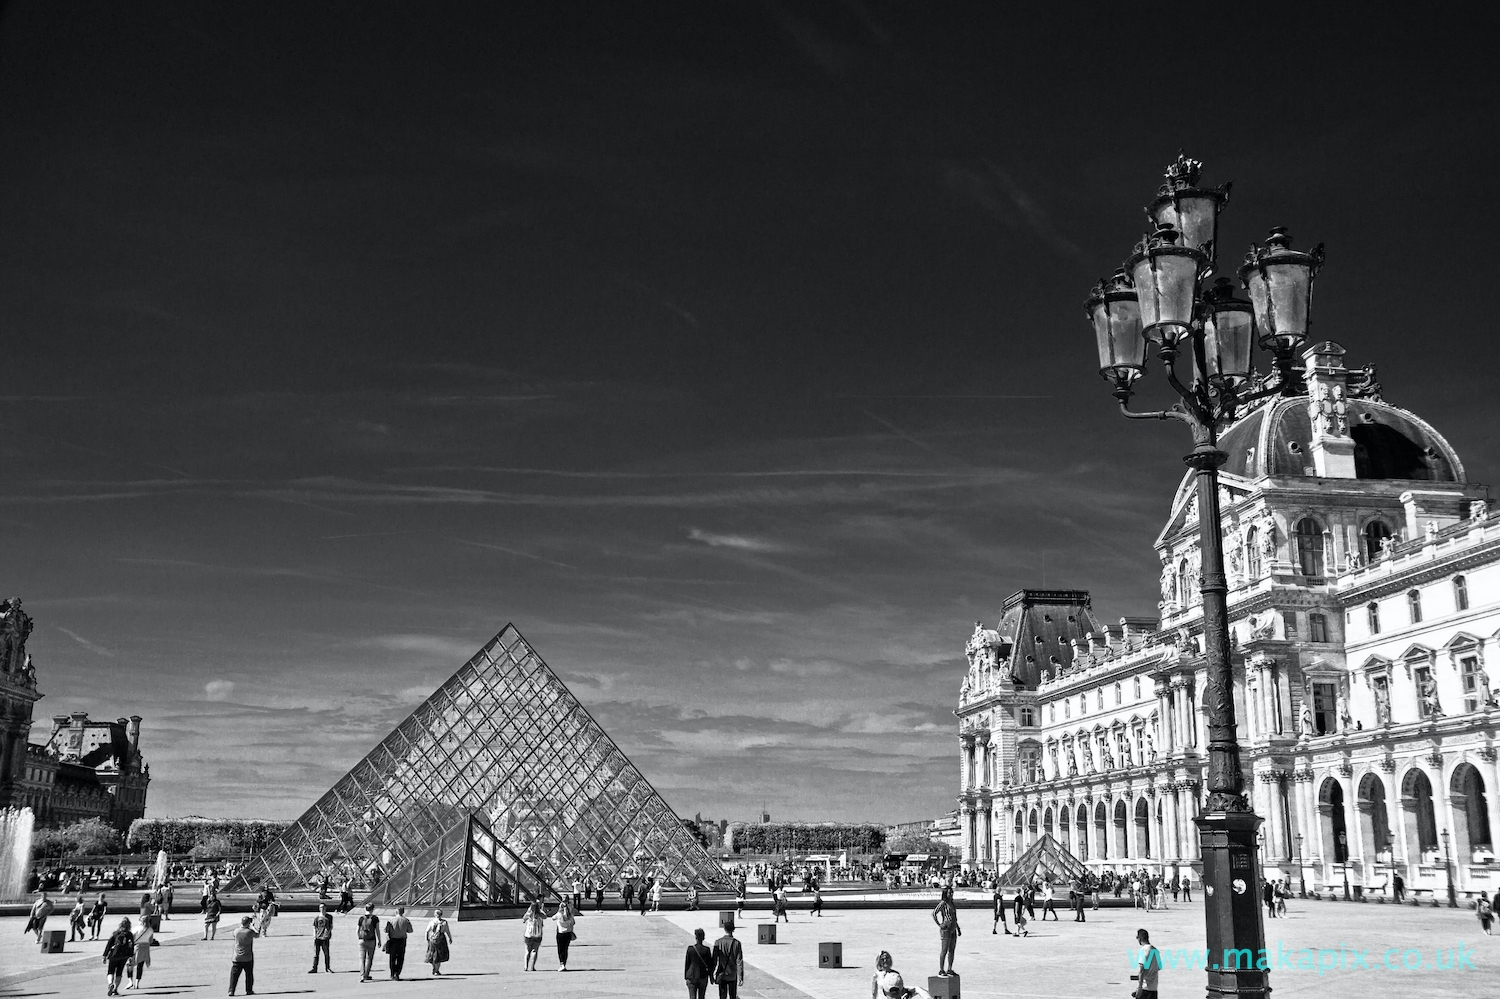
<box><xmin>996</xmin><ymin>832</ymin><xmax>1088</xmax><ymax>887</ymax></box>
<box><xmin>229</xmin><ymin>625</ymin><xmax>731</xmax><ymax>905</ymax></box>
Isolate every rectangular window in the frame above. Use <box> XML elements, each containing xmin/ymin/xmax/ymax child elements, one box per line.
<box><xmin>1020</xmin><ymin>707</ymin><xmax>1036</xmax><ymax>727</ymax></box>
<box><xmin>1461</xmin><ymin>656</ymin><xmax>1484</xmax><ymax>713</ymax></box>
<box><xmin>1312</xmin><ymin>682</ymin><xmax>1338</xmax><ymax>735</ymax></box>
<box><xmin>1309</xmin><ymin>613</ymin><xmax>1328</xmax><ymax>643</ymax></box>
<box><xmin>1368</xmin><ymin>603</ymin><xmax>1380</xmax><ymax>635</ymax></box>
<box><xmin>1283</xmin><ymin>611</ymin><xmax>1298</xmax><ymax>638</ymax></box>
<box><xmin>1064</xmin><ymin>700</ymin><xmax>1070</xmax><ymax>719</ymax></box>
<box><xmin>1050</xmin><ymin>703</ymin><xmax>1056</xmax><ymax>723</ymax></box>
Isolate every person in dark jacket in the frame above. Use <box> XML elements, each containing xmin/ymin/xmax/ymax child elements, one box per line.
<box><xmin>102</xmin><ymin>918</ymin><xmax>135</xmax><ymax>997</ymax></box>
<box><xmin>684</xmin><ymin>927</ymin><xmax>714</xmax><ymax>999</ymax></box>
<box><xmin>712</xmin><ymin>919</ymin><xmax>744</xmax><ymax>999</ymax></box>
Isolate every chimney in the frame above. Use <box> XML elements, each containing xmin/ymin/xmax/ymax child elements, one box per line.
<box><xmin>1303</xmin><ymin>341</ymin><xmax>1357</xmax><ymax>478</ymax></box>
<box><xmin>127</xmin><ymin>716</ymin><xmax>142</xmax><ymax>751</ymax></box>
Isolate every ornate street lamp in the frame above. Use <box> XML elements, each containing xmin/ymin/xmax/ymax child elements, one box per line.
<box><xmin>1083</xmin><ymin>155</ymin><xmax>1324</xmax><ymax>999</ymax></box>
<box><xmin>1293</xmin><ymin>832</ymin><xmax>1306</xmax><ymax>898</ymax></box>
<box><xmin>1441</xmin><ymin>829</ymin><xmax>1457</xmax><ymax>908</ymax></box>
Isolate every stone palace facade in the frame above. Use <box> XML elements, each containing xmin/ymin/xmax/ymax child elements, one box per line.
<box><xmin>956</xmin><ymin>342</ymin><xmax>1499</xmax><ymax>899</ymax></box>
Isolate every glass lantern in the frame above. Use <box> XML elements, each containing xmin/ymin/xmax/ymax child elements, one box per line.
<box><xmin>1199</xmin><ymin>277</ymin><xmax>1254</xmax><ymax>389</ymax></box>
<box><xmin>1085</xmin><ymin>268</ymin><xmax>1143</xmax><ymax>384</ymax></box>
<box><xmin>1147</xmin><ymin>155</ymin><xmax>1231</xmax><ymax>267</ymax></box>
<box><xmin>1239</xmin><ymin>227</ymin><xmax>1324</xmax><ymax>354</ymax></box>
<box><xmin>1126</xmin><ymin>223</ymin><xmax>1206</xmax><ymax>347</ymax></box>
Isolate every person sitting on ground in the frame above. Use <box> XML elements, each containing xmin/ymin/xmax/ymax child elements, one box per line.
<box><xmin>871</xmin><ymin>950</ymin><xmax>920</xmax><ymax>999</ymax></box>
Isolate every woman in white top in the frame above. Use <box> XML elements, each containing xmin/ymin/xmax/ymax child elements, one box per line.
<box><xmin>649</xmin><ymin>879</ymin><xmax>662</xmax><ymax>911</ymax></box>
<box><xmin>552</xmin><ymin>899</ymin><xmax>576</xmax><ymax>971</ymax></box>
<box><xmin>521</xmin><ymin>899</ymin><xmax>545</xmax><ymax>971</ymax></box>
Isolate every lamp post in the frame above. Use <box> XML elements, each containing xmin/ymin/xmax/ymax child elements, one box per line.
<box><xmin>1085</xmin><ymin>155</ymin><xmax>1324</xmax><ymax>999</ymax></box>
<box><xmin>1441</xmin><ymin>829</ymin><xmax>1457</xmax><ymax>908</ymax></box>
<box><xmin>1294</xmin><ymin>832</ymin><xmax>1305</xmax><ymax>898</ymax></box>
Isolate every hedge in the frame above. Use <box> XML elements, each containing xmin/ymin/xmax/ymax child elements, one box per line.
<box><xmin>127</xmin><ymin>817</ymin><xmax>292</xmax><ymax>855</ymax></box>
<box><xmin>727</xmin><ymin>822</ymin><xmax>886</xmax><ymax>854</ymax></box>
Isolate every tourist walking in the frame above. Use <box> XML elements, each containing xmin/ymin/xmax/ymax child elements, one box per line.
<box><xmin>639</xmin><ymin>879</ymin><xmax>651</xmax><ymax>915</ymax></box>
<box><xmin>1041</xmin><ymin>879</ymin><xmax>1058</xmax><ymax>920</ymax></box>
<box><xmin>1072</xmin><ymin>875</ymin><xmax>1087</xmax><ymax>922</ymax></box>
<box><xmin>126</xmin><ymin>920</ymin><xmax>154</xmax><ymax>991</ymax></box>
<box><xmin>89</xmin><ymin>893</ymin><xmax>108</xmax><ymax>940</ymax></box>
<box><xmin>712</xmin><ymin>917</ymin><xmax>744</xmax><ymax>999</ymax></box>
<box><xmin>1132</xmin><ymin>928</ymin><xmax>1161</xmax><ymax>999</ymax></box>
<box><xmin>253</xmin><ymin>886</ymin><xmax>276</xmax><ymax>935</ymax></box>
<box><xmin>624</xmin><ymin>879</ymin><xmax>636</xmax><ymax>909</ymax></box>
<box><xmin>338</xmin><ymin>884</ymin><xmax>355</xmax><ymax>914</ymax></box>
<box><xmin>1392</xmin><ymin>871</ymin><xmax>1405</xmax><ymax>903</ymax></box>
<box><xmin>309</xmin><ymin>904</ymin><xmax>333</xmax><ymax>974</ymax></box>
<box><xmin>102</xmin><ymin>918</ymin><xmax>135</xmax><ymax>997</ymax></box>
<box><xmin>651</xmin><ymin>878</ymin><xmax>663</xmax><ymax>911</ymax></box>
<box><xmin>1013</xmin><ymin>888</ymin><xmax>1029</xmax><ymax>938</ymax></box>
<box><xmin>70</xmin><ymin>896</ymin><xmax>88</xmax><ymax>941</ymax></box>
<box><xmin>27</xmin><ymin>890</ymin><xmax>55</xmax><ymax>943</ymax></box>
<box><xmin>1170</xmin><ymin>874</ymin><xmax>1181</xmax><ymax>902</ymax></box>
<box><xmin>1181</xmin><ymin>871</ymin><xmax>1192</xmax><ymax>902</ymax></box>
<box><xmin>1275</xmin><ymin>880</ymin><xmax>1289</xmax><ymax>917</ymax></box>
<box><xmin>773</xmin><ymin>886</ymin><xmax>789</xmax><ymax>923</ymax></box>
<box><xmin>425</xmin><ymin>910</ymin><xmax>453</xmax><ymax>975</ymax></box>
<box><xmin>685</xmin><ymin>927</ymin><xmax>714</xmax><ymax>999</ymax></box>
<box><xmin>1262</xmin><ymin>879</ymin><xmax>1276</xmax><ymax>919</ymax></box>
<box><xmin>572</xmin><ymin>876</ymin><xmax>583</xmax><ymax>914</ymax></box>
<box><xmin>203</xmin><ymin>891</ymin><xmax>222</xmax><ymax>940</ymax></box>
<box><xmin>161</xmin><ymin>882</ymin><xmax>174</xmax><ymax>919</ymax></box>
<box><xmin>553</xmin><ymin>898</ymin><xmax>576</xmax><ymax>971</ymax></box>
<box><xmin>229</xmin><ymin>915</ymin><xmax>259</xmax><ymax>997</ymax></box>
<box><xmin>522</xmin><ymin>899</ymin><xmax>545</xmax><ymax>971</ymax></box>
<box><xmin>385</xmin><ymin>906</ymin><xmax>413</xmax><ymax>980</ymax></box>
<box><xmin>356</xmin><ymin>903</ymin><xmax>382</xmax><ymax>980</ymax></box>
<box><xmin>811</xmin><ymin>885</ymin><xmax>823</xmax><ymax>916</ymax></box>
<box><xmin>993</xmin><ymin>882</ymin><xmax>1011</xmax><ymax>934</ymax></box>
<box><xmin>932</xmin><ymin>888</ymin><xmax>960</xmax><ymax>976</ymax></box>
<box><xmin>594</xmin><ymin>880</ymin><xmax>605</xmax><ymax>911</ymax></box>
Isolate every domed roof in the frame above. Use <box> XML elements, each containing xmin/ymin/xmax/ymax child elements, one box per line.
<box><xmin>1216</xmin><ymin>395</ymin><xmax>1464</xmax><ymax>482</ymax></box>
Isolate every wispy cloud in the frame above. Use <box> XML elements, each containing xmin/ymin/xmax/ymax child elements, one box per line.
<box><xmin>687</xmin><ymin>528</ymin><xmax>794</xmax><ymax>553</ymax></box>
<box><xmin>55</xmin><ymin>626</ymin><xmax>115</xmax><ymax>658</ymax></box>
<box><xmin>204</xmin><ymin>680</ymin><xmax>236</xmax><ymax>701</ymax></box>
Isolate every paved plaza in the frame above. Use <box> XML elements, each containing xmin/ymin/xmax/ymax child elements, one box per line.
<box><xmin>2</xmin><ymin>899</ymin><xmax>1494</xmax><ymax>999</ymax></box>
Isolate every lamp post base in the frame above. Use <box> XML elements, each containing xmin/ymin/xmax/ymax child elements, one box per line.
<box><xmin>1195</xmin><ymin>810</ymin><xmax>1270</xmax><ymax>999</ymax></box>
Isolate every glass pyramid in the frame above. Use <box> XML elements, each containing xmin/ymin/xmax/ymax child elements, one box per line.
<box><xmin>229</xmin><ymin>625</ymin><xmax>731</xmax><ymax>903</ymax></box>
<box><xmin>996</xmin><ymin>833</ymin><xmax>1088</xmax><ymax>888</ymax></box>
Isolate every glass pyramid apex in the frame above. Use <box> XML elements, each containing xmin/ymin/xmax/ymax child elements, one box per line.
<box><xmin>229</xmin><ymin>624</ymin><xmax>731</xmax><ymax>902</ymax></box>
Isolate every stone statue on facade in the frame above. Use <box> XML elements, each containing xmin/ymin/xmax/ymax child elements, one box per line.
<box><xmin>1417</xmin><ymin>675</ymin><xmax>1444</xmax><ymax>718</ymax></box>
<box><xmin>1260</xmin><ymin>518</ymin><xmax>1277</xmax><ymax>559</ymax></box>
<box><xmin>1379</xmin><ymin>535</ymin><xmax>1397</xmax><ymax>560</ymax></box>
<box><xmin>1249</xmin><ymin>613</ymin><xmax>1276</xmax><ymax>641</ymax></box>
<box><xmin>1079</xmin><ymin>740</ymin><xmax>1094</xmax><ymax>774</ymax></box>
<box><xmin>1425</xmin><ymin>521</ymin><xmax>1440</xmax><ymax>543</ymax></box>
<box><xmin>1160</xmin><ymin>564</ymin><xmax>1174</xmax><ymax>602</ymax></box>
<box><xmin>1300</xmin><ymin>702</ymin><xmax>1314</xmax><ymax>738</ymax></box>
<box><xmin>1119</xmin><ymin>732</ymin><xmax>1133</xmax><ymax>767</ymax></box>
<box><xmin>0</xmin><ymin>597</ymin><xmax>33</xmax><ymax>675</ymax></box>
<box><xmin>1144</xmin><ymin>727</ymin><xmax>1157</xmax><ymax>762</ymax></box>
<box><xmin>1471</xmin><ymin>499</ymin><xmax>1490</xmax><ymax>521</ymax></box>
<box><xmin>1067</xmin><ymin>744</ymin><xmax>1079</xmax><ymax>777</ymax></box>
<box><xmin>1373</xmin><ymin>680</ymin><xmax>1392</xmax><ymax>724</ymax></box>
<box><xmin>1226</xmin><ymin>543</ymin><xmax>1242</xmax><ymax>582</ymax></box>
<box><xmin>1345</xmin><ymin>548</ymin><xmax>1363</xmax><ymax>572</ymax></box>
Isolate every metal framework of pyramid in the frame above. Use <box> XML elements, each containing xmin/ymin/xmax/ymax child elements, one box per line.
<box><xmin>996</xmin><ymin>833</ymin><xmax>1088</xmax><ymax>887</ymax></box>
<box><xmin>229</xmin><ymin>625</ymin><xmax>731</xmax><ymax>902</ymax></box>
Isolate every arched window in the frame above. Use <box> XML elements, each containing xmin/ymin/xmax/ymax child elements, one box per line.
<box><xmin>1364</xmin><ymin>520</ymin><xmax>1393</xmax><ymax>561</ymax></box>
<box><xmin>1407</xmin><ymin>589</ymin><xmax>1423</xmax><ymax>624</ymax></box>
<box><xmin>1245</xmin><ymin>527</ymin><xmax>1262</xmax><ymax>579</ymax></box>
<box><xmin>1294</xmin><ymin>518</ymin><xmax>1325</xmax><ymax>576</ymax></box>
<box><xmin>1177</xmin><ymin>559</ymin><xmax>1191</xmax><ymax>605</ymax></box>
<box><xmin>1455</xmin><ymin>575</ymin><xmax>1469</xmax><ymax>612</ymax></box>
<box><xmin>1368</xmin><ymin>602</ymin><xmax>1380</xmax><ymax>635</ymax></box>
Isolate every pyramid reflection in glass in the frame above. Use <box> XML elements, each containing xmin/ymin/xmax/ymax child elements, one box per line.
<box><xmin>229</xmin><ymin>624</ymin><xmax>731</xmax><ymax>909</ymax></box>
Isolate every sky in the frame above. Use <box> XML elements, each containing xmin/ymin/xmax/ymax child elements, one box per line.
<box><xmin>2</xmin><ymin>3</ymin><xmax>1497</xmax><ymax>824</ymax></box>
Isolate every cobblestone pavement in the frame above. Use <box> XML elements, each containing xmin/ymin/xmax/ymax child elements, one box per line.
<box><xmin>2</xmin><ymin>899</ymin><xmax>1494</xmax><ymax>998</ymax></box>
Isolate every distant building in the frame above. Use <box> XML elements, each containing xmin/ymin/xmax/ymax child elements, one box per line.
<box><xmin>0</xmin><ymin>599</ymin><xmax>150</xmax><ymax>831</ymax></box>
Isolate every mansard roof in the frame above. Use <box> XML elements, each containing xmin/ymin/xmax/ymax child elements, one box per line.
<box><xmin>995</xmin><ymin>589</ymin><xmax>1102</xmax><ymax>689</ymax></box>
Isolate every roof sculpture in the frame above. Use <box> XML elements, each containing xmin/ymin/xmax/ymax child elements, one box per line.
<box><xmin>229</xmin><ymin>624</ymin><xmax>731</xmax><ymax>906</ymax></box>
